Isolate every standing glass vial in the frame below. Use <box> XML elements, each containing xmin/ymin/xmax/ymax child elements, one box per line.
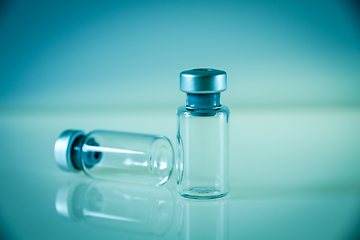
<box><xmin>177</xmin><ymin>68</ymin><xmax>229</xmax><ymax>199</ymax></box>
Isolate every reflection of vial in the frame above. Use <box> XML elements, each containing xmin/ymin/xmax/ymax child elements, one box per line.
<box><xmin>177</xmin><ymin>68</ymin><xmax>230</xmax><ymax>199</ymax></box>
<box><xmin>177</xmin><ymin>197</ymin><xmax>229</xmax><ymax>239</ymax></box>
<box><xmin>55</xmin><ymin>180</ymin><xmax>174</xmax><ymax>236</ymax></box>
<box><xmin>54</xmin><ymin>130</ymin><xmax>174</xmax><ymax>186</ymax></box>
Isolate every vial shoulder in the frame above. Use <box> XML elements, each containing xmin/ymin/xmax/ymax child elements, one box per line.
<box><xmin>177</xmin><ymin>105</ymin><xmax>229</xmax><ymax>117</ymax></box>
<box><xmin>219</xmin><ymin>105</ymin><xmax>230</xmax><ymax>116</ymax></box>
<box><xmin>176</xmin><ymin>106</ymin><xmax>188</xmax><ymax>115</ymax></box>
<box><xmin>215</xmin><ymin>106</ymin><xmax>230</xmax><ymax>119</ymax></box>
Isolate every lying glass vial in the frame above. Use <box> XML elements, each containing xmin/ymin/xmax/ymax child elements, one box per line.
<box><xmin>54</xmin><ymin>130</ymin><xmax>174</xmax><ymax>186</ymax></box>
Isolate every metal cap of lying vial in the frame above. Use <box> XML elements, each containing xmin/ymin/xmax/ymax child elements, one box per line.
<box><xmin>54</xmin><ymin>130</ymin><xmax>86</xmax><ymax>172</ymax></box>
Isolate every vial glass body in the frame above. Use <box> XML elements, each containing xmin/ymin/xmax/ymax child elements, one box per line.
<box><xmin>81</xmin><ymin>131</ymin><xmax>174</xmax><ymax>186</ymax></box>
<box><xmin>176</xmin><ymin>105</ymin><xmax>229</xmax><ymax>199</ymax></box>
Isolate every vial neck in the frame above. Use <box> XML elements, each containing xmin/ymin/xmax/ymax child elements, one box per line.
<box><xmin>70</xmin><ymin>135</ymin><xmax>85</xmax><ymax>170</ymax></box>
<box><xmin>186</xmin><ymin>93</ymin><xmax>221</xmax><ymax>109</ymax></box>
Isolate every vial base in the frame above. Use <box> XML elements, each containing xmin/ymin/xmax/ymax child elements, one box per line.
<box><xmin>179</xmin><ymin>187</ymin><xmax>229</xmax><ymax>200</ymax></box>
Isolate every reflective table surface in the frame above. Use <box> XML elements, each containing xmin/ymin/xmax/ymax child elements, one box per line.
<box><xmin>1</xmin><ymin>107</ymin><xmax>360</xmax><ymax>240</ymax></box>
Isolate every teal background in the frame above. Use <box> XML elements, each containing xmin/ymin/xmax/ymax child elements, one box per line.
<box><xmin>0</xmin><ymin>0</ymin><xmax>359</xmax><ymax>109</ymax></box>
<box><xmin>0</xmin><ymin>1</ymin><xmax>360</xmax><ymax>239</ymax></box>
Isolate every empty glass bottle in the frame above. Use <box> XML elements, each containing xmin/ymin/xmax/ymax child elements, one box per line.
<box><xmin>54</xmin><ymin>130</ymin><xmax>174</xmax><ymax>186</ymax></box>
<box><xmin>177</xmin><ymin>68</ymin><xmax>230</xmax><ymax>199</ymax></box>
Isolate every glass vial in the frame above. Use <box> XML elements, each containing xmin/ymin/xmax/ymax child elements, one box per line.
<box><xmin>54</xmin><ymin>130</ymin><xmax>174</xmax><ymax>186</ymax></box>
<box><xmin>177</xmin><ymin>68</ymin><xmax>230</xmax><ymax>199</ymax></box>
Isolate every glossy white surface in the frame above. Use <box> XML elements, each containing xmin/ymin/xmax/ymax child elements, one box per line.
<box><xmin>0</xmin><ymin>107</ymin><xmax>360</xmax><ymax>239</ymax></box>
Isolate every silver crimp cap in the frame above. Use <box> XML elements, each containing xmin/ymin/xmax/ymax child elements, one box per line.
<box><xmin>54</xmin><ymin>130</ymin><xmax>85</xmax><ymax>172</ymax></box>
<box><xmin>180</xmin><ymin>68</ymin><xmax>227</xmax><ymax>94</ymax></box>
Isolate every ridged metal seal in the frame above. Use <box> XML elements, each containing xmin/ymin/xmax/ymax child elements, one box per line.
<box><xmin>180</xmin><ymin>68</ymin><xmax>227</xmax><ymax>94</ymax></box>
<box><xmin>54</xmin><ymin>130</ymin><xmax>85</xmax><ymax>172</ymax></box>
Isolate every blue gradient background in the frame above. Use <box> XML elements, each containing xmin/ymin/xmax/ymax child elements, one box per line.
<box><xmin>1</xmin><ymin>0</ymin><xmax>359</xmax><ymax>109</ymax></box>
<box><xmin>1</xmin><ymin>1</ymin><xmax>360</xmax><ymax>239</ymax></box>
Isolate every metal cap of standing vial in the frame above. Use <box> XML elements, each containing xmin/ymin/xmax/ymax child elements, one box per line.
<box><xmin>179</xmin><ymin>68</ymin><xmax>227</xmax><ymax>94</ymax></box>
